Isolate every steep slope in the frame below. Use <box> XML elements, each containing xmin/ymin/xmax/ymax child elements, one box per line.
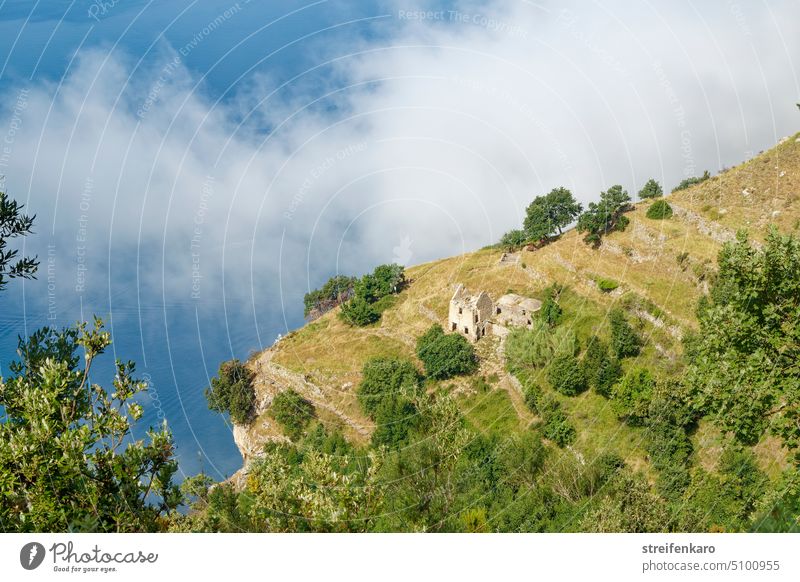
<box><xmin>232</xmin><ymin>132</ymin><xmax>800</xmax><ymax>480</ymax></box>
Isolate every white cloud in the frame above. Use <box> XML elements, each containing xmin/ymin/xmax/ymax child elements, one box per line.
<box><xmin>2</xmin><ymin>0</ymin><xmax>799</xmax><ymax>330</ymax></box>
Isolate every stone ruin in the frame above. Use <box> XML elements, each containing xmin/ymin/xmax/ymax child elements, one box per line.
<box><xmin>448</xmin><ymin>284</ymin><xmax>542</xmax><ymax>342</ymax></box>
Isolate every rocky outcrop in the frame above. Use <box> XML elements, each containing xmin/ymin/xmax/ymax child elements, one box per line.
<box><xmin>670</xmin><ymin>203</ymin><xmax>737</xmax><ymax>245</ymax></box>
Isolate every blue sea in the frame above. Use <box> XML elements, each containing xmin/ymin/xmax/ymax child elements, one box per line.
<box><xmin>0</xmin><ymin>0</ymin><xmax>391</xmax><ymax>480</ymax></box>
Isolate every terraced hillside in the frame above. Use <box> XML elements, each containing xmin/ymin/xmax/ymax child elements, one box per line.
<box><xmin>232</xmin><ymin>133</ymin><xmax>800</xmax><ymax>485</ymax></box>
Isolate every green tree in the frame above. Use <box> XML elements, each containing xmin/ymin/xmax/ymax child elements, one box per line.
<box><xmin>610</xmin><ymin>308</ymin><xmax>642</xmax><ymax>359</ymax></box>
<box><xmin>0</xmin><ymin>190</ymin><xmax>39</xmax><ymax>290</ymax></box>
<box><xmin>672</xmin><ymin>170</ymin><xmax>711</xmax><ymax>193</ymax></box>
<box><xmin>357</xmin><ymin>357</ymin><xmax>422</xmax><ymax>416</ymax></box>
<box><xmin>686</xmin><ymin>228</ymin><xmax>800</xmax><ymax>453</ymax></box>
<box><xmin>582</xmin><ymin>336</ymin><xmax>609</xmax><ymax>388</ymax></box>
<box><xmin>523</xmin><ymin>187</ymin><xmax>582</xmax><ymax>241</ymax></box>
<box><xmin>595</xmin><ymin>356</ymin><xmax>622</xmax><ymax>398</ymax></box>
<box><xmin>247</xmin><ymin>446</ymin><xmax>385</xmax><ymax>532</ymax></box>
<box><xmin>270</xmin><ymin>389</ymin><xmax>315</xmax><ymax>441</ymax></box>
<box><xmin>547</xmin><ymin>353</ymin><xmax>587</xmax><ymax>396</ymax></box>
<box><xmin>0</xmin><ymin>320</ymin><xmax>182</xmax><ymax>532</ymax></box>
<box><xmin>577</xmin><ymin>185</ymin><xmax>632</xmax><ymax>246</ymax></box>
<box><xmin>582</xmin><ymin>470</ymin><xmax>669</xmax><ymax>532</ymax></box>
<box><xmin>500</xmin><ymin>229</ymin><xmax>527</xmax><ymax>251</ymax></box>
<box><xmin>371</xmin><ymin>263</ymin><xmax>406</xmax><ymax>296</ymax></box>
<box><xmin>539</xmin><ymin>396</ymin><xmax>576</xmax><ymax>447</ymax></box>
<box><xmin>539</xmin><ymin>286</ymin><xmax>563</xmax><ymax>327</ymax></box>
<box><xmin>646</xmin><ymin>199</ymin><xmax>673</xmax><ymax>220</ymax></box>
<box><xmin>303</xmin><ymin>274</ymin><xmax>356</xmax><ymax>318</ymax></box>
<box><xmin>637</xmin><ymin>178</ymin><xmax>663</xmax><ymax>199</ymax></box>
<box><xmin>205</xmin><ymin>359</ymin><xmax>256</xmax><ymax>424</ymax></box>
<box><xmin>339</xmin><ymin>296</ymin><xmax>380</xmax><ymax>326</ymax></box>
<box><xmin>523</xmin><ymin>200</ymin><xmax>551</xmax><ymax>243</ymax></box>
<box><xmin>543</xmin><ymin>187</ymin><xmax>583</xmax><ymax>234</ymax></box>
<box><xmin>611</xmin><ymin>367</ymin><xmax>655</xmax><ymax>425</ymax></box>
<box><xmin>416</xmin><ymin>324</ymin><xmax>478</xmax><ymax>380</ymax></box>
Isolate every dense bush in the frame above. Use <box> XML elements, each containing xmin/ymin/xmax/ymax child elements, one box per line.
<box><xmin>596</xmin><ymin>356</ymin><xmax>623</xmax><ymax>398</ymax></box>
<box><xmin>611</xmin><ymin>367</ymin><xmax>655</xmax><ymax>425</ymax></box>
<box><xmin>500</xmin><ymin>229</ymin><xmax>527</xmax><ymax>250</ymax></box>
<box><xmin>610</xmin><ymin>308</ymin><xmax>642</xmax><ymax>359</ymax></box>
<box><xmin>582</xmin><ymin>337</ymin><xmax>624</xmax><ymax>397</ymax></box>
<box><xmin>505</xmin><ymin>321</ymin><xmax>578</xmax><ymax>373</ymax></box>
<box><xmin>358</xmin><ymin>357</ymin><xmax>422</xmax><ymax>416</ymax></box>
<box><xmin>687</xmin><ymin>229</ymin><xmax>800</xmax><ymax>452</ymax></box>
<box><xmin>416</xmin><ymin>324</ymin><xmax>478</xmax><ymax>380</ymax></box>
<box><xmin>206</xmin><ymin>359</ymin><xmax>256</xmax><ymax>424</ymax></box>
<box><xmin>646</xmin><ymin>199</ymin><xmax>673</xmax><ymax>220</ymax></box>
<box><xmin>539</xmin><ymin>396</ymin><xmax>576</xmax><ymax>447</ymax></box>
<box><xmin>645</xmin><ymin>396</ymin><xmax>693</xmax><ymax>499</ymax></box>
<box><xmin>338</xmin><ymin>263</ymin><xmax>405</xmax><ymax>327</ymax></box>
<box><xmin>523</xmin><ymin>380</ymin><xmax>543</xmax><ymax>413</ymax></box>
<box><xmin>303</xmin><ymin>274</ymin><xmax>356</xmax><ymax>318</ymax></box>
<box><xmin>339</xmin><ymin>296</ymin><xmax>380</xmax><ymax>326</ymax></box>
<box><xmin>0</xmin><ymin>322</ymin><xmax>181</xmax><ymax>532</ymax></box>
<box><xmin>371</xmin><ymin>395</ymin><xmax>421</xmax><ymax>449</ymax></box>
<box><xmin>356</xmin><ymin>263</ymin><xmax>405</xmax><ymax>303</ymax></box>
<box><xmin>637</xmin><ymin>178</ymin><xmax>663</xmax><ymax>199</ymax></box>
<box><xmin>582</xmin><ymin>336</ymin><xmax>607</xmax><ymax>386</ymax></box>
<box><xmin>547</xmin><ymin>353</ymin><xmax>587</xmax><ymax>396</ymax></box>
<box><xmin>672</xmin><ymin>170</ymin><xmax>711</xmax><ymax>193</ymax></box>
<box><xmin>538</xmin><ymin>286</ymin><xmax>563</xmax><ymax>327</ymax></box>
<box><xmin>595</xmin><ymin>277</ymin><xmax>619</xmax><ymax>292</ymax></box>
<box><xmin>678</xmin><ymin>445</ymin><xmax>767</xmax><ymax>532</ymax></box>
<box><xmin>270</xmin><ymin>389</ymin><xmax>315</xmax><ymax>441</ymax></box>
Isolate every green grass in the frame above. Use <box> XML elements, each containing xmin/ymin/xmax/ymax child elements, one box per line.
<box><xmin>458</xmin><ymin>387</ymin><xmax>523</xmax><ymax>437</ymax></box>
<box><xmin>595</xmin><ymin>277</ymin><xmax>620</xmax><ymax>293</ymax></box>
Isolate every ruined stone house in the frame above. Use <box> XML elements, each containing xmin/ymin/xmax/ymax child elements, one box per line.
<box><xmin>448</xmin><ymin>285</ymin><xmax>493</xmax><ymax>341</ymax></box>
<box><xmin>449</xmin><ymin>285</ymin><xmax>543</xmax><ymax>342</ymax></box>
<box><xmin>494</xmin><ymin>294</ymin><xmax>542</xmax><ymax>328</ymax></box>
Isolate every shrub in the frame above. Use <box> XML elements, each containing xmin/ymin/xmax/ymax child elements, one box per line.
<box><xmin>505</xmin><ymin>321</ymin><xmax>578</xmax><ymax>372</ymax></box>
<box><xmin>595</xmin><ymin>278</ymin><xmax>619</xmax><ymax>293</ymax></box>
<box><xmin>522</xmin><ymin>381</ymin><xmax>543</xmax><ymax>413</ymax></box>
<box><xmin>676</xmin><ymin>251</ymin><xmax>690</xmax><ymax>270</ymax></box>
<box><xmin>371</xmin><ymin>394</ymin><xmax>420</xmax><ymax>449</ymax></box>
<box><xmin>645</xmin><ymin>397</ymin><xmax>693</xmax><ymax>499</ymax></box>
<box><xmin>646</xmin><ymin>199</ymin><xmax>673</xmax><ymax>220</ymax></box>
<box><xmin>338</xmin><ymin>264</ymin><xmax>405</xmax><ymax>326</ymax></box>
<box><xmin>270</xmin><ymin>389</ymin><xmax>315</xmax><ymax>441</ymax></box>
<box><xmin>416</xmin><ymin>324</ymin><xmax>478</xmax><ymax>380</ymax></box>
<box><xmin>339</xmin><ymin>296</ymin><xmax>380</xmax><ymax>326</ymax></box>
<box><xmin>539</xmin><ymin>286</ymin><xmax>563</xmax><ymax>327</ymax></box>
<box><xmin>595</xmin><ymin>357</ymin><xmax>623</xmax><ymax>398</ymax></box>
<box><xmin>611</xmin><ymin>367</ymin><xmax>655</xmax><ymax>425</ymax></box>
<box><xmin>539</xmin><ymin>396</ymin><xmax>576</xmax><ymax>447</ymax></box>
<box><xmin>303</xmin><ymin>275</ymin><xmax>356</xmax><ymax>318</ymax></box>
<box><xmin>610</xmin><ymin>308</ymin><xmax>642</xmax><ymax>359</ymax></box>
<box><xmin>582</xmin><ymin>336</ymin><xmax>609</xmax><ymax>388</ymax></box>
<box><xmin>358</xmin><ymin>357</ymin><xmax>422</xmax><ymax>417</ymax></box>
<box><xmin>500</xmin><ymin>229</ymin><xmax>527</xmax><ymax>250</ymax></box>
<box><xmin>672</xmin><ymin>170</ymin><xmax>711</xmax><ymax>193</ymax></box>
<box><xmin>638</xmin><ymin>178</ymin><xmax>663</xmax><ymax>199</ymax></box>
<box><xmin>205</xmin><ymin>359</ymin><xmax>256</xmax><ymax>424</ymax></box>
<box><xmin>547</xmin><ymin>353</ymin><xmax>587</xmax><ymax>396</ymax></box>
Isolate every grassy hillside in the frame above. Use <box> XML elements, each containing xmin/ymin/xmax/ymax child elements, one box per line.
<box><xmin>239</xmin><ymin>132</ymin><xmax>800</xmax><ymax>483</ymax></box>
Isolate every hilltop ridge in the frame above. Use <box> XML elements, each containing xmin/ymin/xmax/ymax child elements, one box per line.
<box><xmin>231</xmin><ymin>133</ymin><xmax>800</xmax><ymax>484</ymax></box>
